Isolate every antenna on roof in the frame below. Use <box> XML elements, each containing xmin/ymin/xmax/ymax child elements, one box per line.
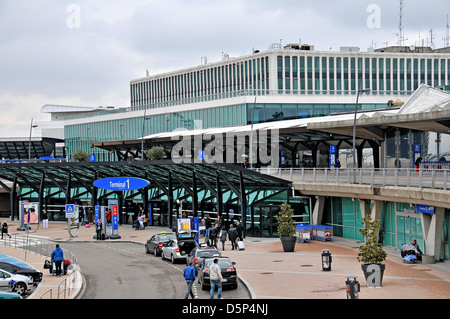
<box><xmin>395</xmin><ymin>0</ymin><xmax>408</xmax><ymax>46</ymax></box>
<box><xmin>443</xmin><ymin>14</ymin><xmax>450</xmax><ymax>47</ymax></box>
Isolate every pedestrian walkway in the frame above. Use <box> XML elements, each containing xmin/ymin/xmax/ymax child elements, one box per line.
<box><xmin>1</xmin><ymin>219</ymin><xmax>449</xmax><ymax>299</ymax></box>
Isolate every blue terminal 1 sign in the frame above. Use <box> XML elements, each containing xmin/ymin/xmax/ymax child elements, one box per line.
<box><xmin>93</xmin><ymin>177</ymin><xmax>150</xmax><ymax>191</ymax></box>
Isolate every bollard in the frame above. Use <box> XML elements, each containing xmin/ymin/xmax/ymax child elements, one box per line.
<box><xmin>321</xmin><ymin>249</ymin><xmax>332</xmax><ymax>271</ymax></box>
<box><xmin>345</xmin><ymin>276</ymin><xmax>360</xmax><ymax>299</ymax></box>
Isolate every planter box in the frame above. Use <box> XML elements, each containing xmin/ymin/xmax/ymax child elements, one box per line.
<box><xmin>361</xmin><ymin>263</ymin><xmax>385</xmax><ymax>287</ymax></box>
<box><xmin>280</xmin><ymin>236</ymin><xmax>296</xmax><ymax>252</ymax></box>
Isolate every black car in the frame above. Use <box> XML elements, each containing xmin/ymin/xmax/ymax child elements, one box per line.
<box><xmin>197</xmin><ymin>257</ymin><xmax>238</xmax><ymax>290</ymax></box>
<box><xmin>145</xmin><ymin>232</ymin><xmax>177</xmax><ymax>256</ymax></box>
<box><xmin>186</xmin><ymin>245</ymin><xmax>221</xmax><ymax>273</ymax></box>
<box><xmin>0</xmin><ymin>261</ymin><xmax>42</xmax><ymax>286</ymax></box>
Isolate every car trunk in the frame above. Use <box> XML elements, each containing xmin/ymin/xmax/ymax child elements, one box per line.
<box><xmin>178</xmin><ymin>241</ymin><xmax>197</xmax><ymax>256</ymax></box>
<box><xmin>177</xmin><ymin>230</ymin><xmax>198</xmax><ymax>256</ymax></box>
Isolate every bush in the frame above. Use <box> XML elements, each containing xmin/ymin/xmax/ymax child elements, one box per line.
<box><xmin>146</xmin><ymin>146</ymin><xmax>166</xmax><ymax>160</ymax></box>
<box><xmin>276</xmin><ymin>203</ymin><xmax>296</xmax><ymax>237</ymax></box>
<box><xmin>72</xmin><ymin>149</ymin><xmax>90</xmax><ymax>162</ymax></box>
<box><xmin>357</xmin><ymin>215</ymin><xmax>387</xmax><ymax>264</ymax></box>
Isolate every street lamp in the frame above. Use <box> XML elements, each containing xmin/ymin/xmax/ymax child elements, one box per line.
<box><xmin>249</xmin><ymin>100</ymin><xmax>262</xmax><ymax>168</ymax></box>
<box><xmin>28</xmin><ymin>118</ymin><xmax>38</xmax><ymax>161</ymax></box>
<box><xmin>141</xmin><ymin>108</ymin><xmax>151</xmax><ymax>160</ymax></box>
<box><xmin>352</xmin><ymin>88</ymin><xmax>370</xmax><ymax>173</ymax></box>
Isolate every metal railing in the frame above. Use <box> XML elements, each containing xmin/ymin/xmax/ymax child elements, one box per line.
<box><xmin>1</xmin><ymin>235</ymin><xmax>81</xmax><ymax>299</ymax></box>
<box><xmin>255</xmin><ymin>167</ymin><xmax>449</xmax><ymax>190</ymax></box>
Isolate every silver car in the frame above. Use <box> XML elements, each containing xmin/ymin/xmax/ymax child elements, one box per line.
<box><xmin>0</xmin><ymin>269</ymin><xmax>34</xmax><ymax>296</ymax></box>
<box><xmin>161</xmin><ymin>230</ymin><xmax>198</xmax><ymax>264</ymax></box>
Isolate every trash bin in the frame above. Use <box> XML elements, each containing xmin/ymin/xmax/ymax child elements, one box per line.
<box><xmin>321</xmin><ymin>249</ymin><xmax>332</xmax><ymax>271</ymax></box>
<box><xmin>345</xmin><ymin>276</ymin><xmax>360</xmax><ymax>299</ymax></box>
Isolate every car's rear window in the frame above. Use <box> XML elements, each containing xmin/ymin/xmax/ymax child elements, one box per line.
<box><xmin>159</xmin><ymin>234</ymin><xmax>176</xmax><ymax>241</ymax></box>
<box><xmin>198</xmin><ymin>251</ymin><xmax>220</xmax><ymax>258</ymax></box>
<box><xmin>204</xmin><ymin>259</ymin><xmax>233</xmax><ymax>268</ymax></box>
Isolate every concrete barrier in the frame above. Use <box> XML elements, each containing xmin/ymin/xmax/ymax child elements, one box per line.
<box><xmin>421</xmin><ymin>254</ymin><xmax>436</xmax><ymax>264</ymax></box>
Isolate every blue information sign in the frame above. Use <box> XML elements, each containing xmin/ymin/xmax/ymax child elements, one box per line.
<box><xmin>93</xmin><ymin>177</ymin><xmax>150</xmax><ymax>191</ymax></box>
<box><xmin>416</xmin><ymin>204</ymin><xmax>434</xmax><ymax>214</ymax></box>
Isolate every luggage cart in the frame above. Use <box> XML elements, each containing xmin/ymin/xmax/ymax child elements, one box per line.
<box><xmin>296</xmin><ymin>224</ymin><xmax>311</xmax><ymax>243</ymax></box>
<box><xmin>311</xmin><ymin>224</ymin><xmax>333</xmax><ymax>241</ymax></box>
<box><xmin>401</xmin><ymin>243</ymin><xmax>418</xmax><ymax>263</ymax></box>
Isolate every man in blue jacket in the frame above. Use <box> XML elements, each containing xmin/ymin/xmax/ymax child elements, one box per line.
<box><xmin>183</xmin><ymin>261</ymin><xmax>197</xmax><ymax>299</ymax></box>
<box><xmin>51</xmin><ymin>244</ymin><xmax>64</xmax><ymax>276</ymax></box>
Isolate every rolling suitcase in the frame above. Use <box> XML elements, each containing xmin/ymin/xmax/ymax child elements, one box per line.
<box><xmin>237</xmin><ymin>240</ymin><xmax>245</xmax><ymax>250</ymax></box>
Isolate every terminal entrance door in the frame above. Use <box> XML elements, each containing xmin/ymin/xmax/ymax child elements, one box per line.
<box><xmin>261</xmin><ymin>206</ymin><xmax>279</xmax><ymax>237</ymax></box>
<box><xmin>397</xmin><ymin>215</ymin><xmax>423</xmax><ymax>251</ymax></box>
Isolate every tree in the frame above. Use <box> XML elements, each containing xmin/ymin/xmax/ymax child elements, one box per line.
<box><xmin>72</xmin><ymin>149</ymin><xmax>90</xmax><ymax>162</ymax></box>
<box><xmin>146</xmin><ymin>146</ymin><xmax>166</xmax><ymax>160</ymax></box>
<box><xmin>357</xmin><ymin>215</ymin><xmax>387</xmax><ymax>264</ymax></box>
<box><xmin>276</xmin><ymin>202</ymin><xmax>296</xmax><ymax>237</ymax></box>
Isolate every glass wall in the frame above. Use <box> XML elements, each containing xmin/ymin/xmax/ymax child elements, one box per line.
<box><xmin>246</xmin><ymin>102</ymin><xmax>387</xmax><ymax>124</ymax></box>
<box><xmin>65</xmin><ymin>104</ymin><xmax>247</xmax><ymax>161</ymax></box>
<box><xmin>323</xmin><ymin>197</ymin><xmax>432</xmax><ymax>254</ymax></box>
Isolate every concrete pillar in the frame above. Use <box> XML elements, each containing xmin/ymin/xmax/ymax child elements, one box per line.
<box><xmin>359</xmin><ymin>199</ymin><xmax>383</xmax><ymax>241</ymax></box>
<box><xmin>312</xmin><ymin>196</ymin><xmax>325</xmax><ymax>224</ymax></box>
<box><xmin>420</xmin><ymin>207</ymin><xmax>445</xmax><ymax>262</ymax></box>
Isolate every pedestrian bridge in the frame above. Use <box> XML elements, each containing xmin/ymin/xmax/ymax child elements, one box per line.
<box><xmin>254</xmin><ymin>167</ymin><xmax>450</xmax><ymax>209</ymax></box>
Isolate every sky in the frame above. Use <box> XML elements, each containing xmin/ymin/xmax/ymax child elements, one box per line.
<box><xmin>0</xmin><ymin>0</ymin><xmax>449</xmax><ymax>137</ymax></box>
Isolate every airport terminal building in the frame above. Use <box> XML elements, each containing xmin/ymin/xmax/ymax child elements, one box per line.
<box><xmin>2</xmin><ymin>42</ymin><xmax>450</xmax><ymax>261</ymax></box>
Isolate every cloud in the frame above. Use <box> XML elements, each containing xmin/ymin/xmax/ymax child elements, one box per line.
<box><xmin>0</xmin><ymin>0</ymin><xmax>449</xmax><ymax>137</ymax></box>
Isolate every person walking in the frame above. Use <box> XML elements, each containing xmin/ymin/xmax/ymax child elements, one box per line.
<box><xmin>51</xmin><ymin>244</ymin><xmax>64</xmax><ymax>276</ymax></box>
<box><xmin>236</xmin><ymin>221</ymin><xmax>244</xmax><ymax>241</ymax></box>
<box><xmin>42</xmin><ymin>210</ymin><xmax>48</xmax><ymax>229</ymax></box>
<box><xmin>209</xmin><ymin>258</ymin><xmax>223</xmax><ymax>299</ymax></box>
<box><xmin>228</xmin><ymin>224</ymin><xmax>238</xmax><ymax>250</ymax></box>
<box><xmin>219</xmin><ymin>226</ymin><xmax>228</xmax><ymax>251</ymax></box>
<box><xmin>209</xmin><ymin>226</ymin><xmax>218</xmax><ymax>248</ymax></box>
<box><xmin>96</xmin><ymin>218</ymin><xmax>103</xmax><ymax>240</ymax></box>
<box><xmin>1</xmin><ymin>220</ymin><xmax>11</xmax><ymax>239</ymax></box>
<box><xmin>183</xmin><ymin>261</ymin><xmax>197</xmax><ymax>299</ymax></box>
<box><xmin>205</xmin><ymin>215</ymin><xmax>212</xmax><ymax>244</ymax></box>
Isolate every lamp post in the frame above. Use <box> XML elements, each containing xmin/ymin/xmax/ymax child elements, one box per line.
<box><xmin>141</xmin><ymin>108</ymin><xmax>151</xmax><ymax>160</ymax></box>
<box><xmin>249</xmin><ymin>99</ymin><xmax>262</xmax><ymax>169</ymax></box>
<box><xmin>352</xmin><ymin>88</ymin><xmax>370</xmax><ymax>177</ymax></box>
<box><xmin>28</xmin><ymin>118</ymin><xmax>38</xmax><ymax>161</ymax></box>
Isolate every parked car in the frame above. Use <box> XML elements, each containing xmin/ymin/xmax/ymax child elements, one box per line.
<box><xmin>0</xmin><ymin>261</ymin><xmax>42</xmax><ymax>286</ymax></box>
<box><xmin>197</xmin><ymin>257</ymin><xmax>238</xmax><ymax>290</ymax></box>
<box><xmin>161</xmin><ymin>230</ymin><xmax>198</xmax><ymax>264</ymax></box>
<box><xmin>0</xmin><ymin>269</ymin><xmax>34</xmax><ymax>296</ymax></box>
<box><xmin>186</xmin><ymin>245</ymin><xmax>221</xmax><ymax>273</ymax></box>
<box><xmin>145</xmin><ymin>232</ymin><xmax>177</xmax><ymax>256</ymax></box>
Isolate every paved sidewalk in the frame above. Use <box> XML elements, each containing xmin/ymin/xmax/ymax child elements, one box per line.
<box><xmin>1</xmin><ymin>219</ymin><xmax>449</xmax><ymax>299</ymax></box>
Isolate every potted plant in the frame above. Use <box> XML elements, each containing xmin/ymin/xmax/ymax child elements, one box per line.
<box><xmin>276</xmin><ymin>203</ymin><xmax>296</xmax><ymax>252</ymax></box>
<box><xmin>357</xmin><ymin>215</ymin><xmax>387</xmax><ymax>287</ymax></box>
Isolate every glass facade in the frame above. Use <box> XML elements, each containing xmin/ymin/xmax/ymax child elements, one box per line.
<box><xmin>131</xmin><ymin>56</ymin><xmax>270</xmax><ymax>107</ymax></box>
<box><xmin>322</xmin><ymin>197</ymin><xmax>446</xmax><ymax>255</ymax></box>
<box><xmin>246</xmin><ymin>102</ymin><xmax>387</xmax><ymax>124</ymax></box>
<box><xmin>65</xmin><ymin>104</ymin><xmax>246</xmax><ymax>161</ymax></box>
<box><xmin>274</xmin><ymin>54</ymin><xmax>450</xmax><ymax>97</ymax></box>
